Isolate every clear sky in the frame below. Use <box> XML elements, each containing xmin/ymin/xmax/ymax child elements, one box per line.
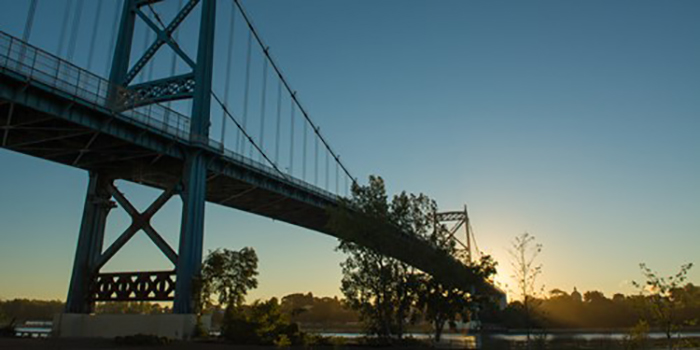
<box><xmin>0</xmin><ymin>0</ymin><xmax>698</xmax><ymax>303</ymax></box>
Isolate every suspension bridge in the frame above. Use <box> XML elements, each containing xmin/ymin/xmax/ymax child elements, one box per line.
<box><xmin>0</xmin><ymin>0</ymin><xmax>501</xmax><ymax>325</ymax></box>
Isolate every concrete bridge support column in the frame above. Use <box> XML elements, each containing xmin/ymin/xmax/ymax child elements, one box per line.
<box><xmin>65</xmin><ymin>172</ymin><xmax>114</xmax><ymax>313</ymax></box>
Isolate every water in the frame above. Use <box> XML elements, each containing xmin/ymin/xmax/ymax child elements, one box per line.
<box><xmin>489</xmin><ymin>331</ymin><xmax>700</xmax><ymax>342</ymax></box>
<box><xmin>319</xmin><ymin>331</ymin><xmax>700</xmax><ymax>342</ymax></box>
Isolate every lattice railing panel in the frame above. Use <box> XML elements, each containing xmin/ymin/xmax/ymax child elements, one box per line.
<box><xmin>91</xmin><ymin>271</ymin><xmax>176</xmax><ymax>301</ymax></box>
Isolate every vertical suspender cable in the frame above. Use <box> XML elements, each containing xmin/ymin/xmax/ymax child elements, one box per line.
<box><xmin>22</xmin><ymin>0</ymin><xmax>38</xmax><ymax>42</ymax></box>
<box><xmin>258</xmin><ymin>58</ymin><xmax>268</xmax><ymax>161</ymax></box>
<box><xmin>302</xmin><ymin>117</ymin><xmax>307</xmax><ymax>180</ymax></box>
<box><xmin>106</xmin><ymin>0</ymin><xmax>120</xmax><ymax>77</ymax></box>
<box><xmin>314</xmin><ymin>129</ymin><xmax>319</xmax><ymax>186</ymax></box>
<box><xmin>289</xmin><ymin>99</ymin><xmax>295</xmax><ymax>175</ymax></box>
<box><xmin>139</xmin><ymin>12</ymin><xmax>152</xmax><ymax>116</ymax></box>
<box><xmin>221</xmin><ymin>2</ymin><xmax>236</xmax><ymax>149</ymax></box>
<box><xmin>325</xmin><ymin>149</ymin><xmax>329</xmax><ymax>190</ymax></box>
<box><xmin>232</xmin><ymin>0</ymin><xmax>357</xmax><ymax>187</ymax></box>
<box><xmin>165</xmin><ymin>0</ymin><xmax>184</xmax><ymax>126</ymax></box>
<box><xmin>87</xmin><ymin>0</ymin><xmax>103</xmax><ymax>71</ymax></box>
<box><xmin>239</xmin><ymin>31</ymin><xmax>253</xmax><ymax>155</ymax></box>
<box><xmin>67</xmin><ymin>0</ymin><xmax>84</xmax><ymax>62</ymax></box>
<box><xmin>232</xmin><ymin>0</ymin><xmax>357</xmax><ymax>188</ymax></box>
<box><xmin>58</xmin><ymin>0</ymin><xmax>74</xmax><ymax>57</ymax></box>
<box><xmin>274</xmin><ymin>79</ymin><xmax>282</xmax><ymax>164</ymax></box>
<box><xmin>336</xmin><ymin>159</ymin><xmax>339</xmax><ymax>194</ymax></box>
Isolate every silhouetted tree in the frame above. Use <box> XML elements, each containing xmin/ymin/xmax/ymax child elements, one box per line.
<box><xmin>280</xmin><ymin>293</ymin><xmax>358</xmax><ymax>325</ymax></box>
<box><xmin>416</xmin><ymin>205</ymin><xmax>497</xmax><ymax>342</ymax></box>
<box><xmin>633</xmin><ymin>262</ymin><xmax>694</xmax><ymax>350</ymax></box>
<box><xmin>222</xmin><ymin>298</ymin><xmax>303</xmax><ymax>345</ymax></box>
<box><xmin>199</xmin><ymin>247</ymin><xmax>259</xmax><ymax>312</ymax></box>
<box><xmin>583</xmin><ymin>290</ymin><xmax>606</xmax><ymax>304</ymax></box>
<box><xmin>330</xmin><ymin>176</ymin><xmax>429</xmax><ymax>341</ymax></box>
<box><xmin>418</xmin><ymin>255</ymin><xmax>497</xmax><ymax>342</ymax></box>
<box><xmin>0</xmin><ymin>299</ymin><xmax>64</xmax><ymax>322</ymax></box>
<box><xmin>509</xmin><ymin>232</ymin><xmax>543</xmax><ymax>345</ymax></box>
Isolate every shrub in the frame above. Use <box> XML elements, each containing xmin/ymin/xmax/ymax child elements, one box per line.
<box><xmin>221</xmin><ymin>299</ymin><xmax>305</xmax><ymax>345</ymax></box>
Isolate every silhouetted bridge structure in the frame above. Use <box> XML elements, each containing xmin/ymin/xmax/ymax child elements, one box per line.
<box><xmin>0</xmin><ymin>0</ymin><xmax>500</xmax><ymax>316</ymax></box>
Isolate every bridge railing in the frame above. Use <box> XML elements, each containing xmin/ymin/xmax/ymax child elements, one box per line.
<box><xmin>0</xmin><ymin>31</ymin><xmax>340</xmax><ymax>202</ymax></box>
<box><xmin>0</xmin><ymin>31</ymin><xmax>191</xmax><ymax>140</ymax></box>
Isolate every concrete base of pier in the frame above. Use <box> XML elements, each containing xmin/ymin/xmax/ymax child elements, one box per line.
<box><xmin>52</xmin><ymin>313</ymin><xmax>210</xmax><ymax>340</ymax></box>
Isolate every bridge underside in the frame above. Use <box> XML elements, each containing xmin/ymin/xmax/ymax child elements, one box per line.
<box><xmin>0</xmin><ymin>60</ymin><xmax>500</xmax><ymax>311</ymax></box>
<box><xmin>0</xmin><ymin>70</ymin><xmax>332</xmax><ymax>230</ymax></box>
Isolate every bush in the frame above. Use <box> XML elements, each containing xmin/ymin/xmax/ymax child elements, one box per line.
<box><xmin>274</xmin><ymin>334</ymin><xmax>292</xmax><ymax>348</ymax></box>
<box><xmin>221</xmin><ymin>299</ymin><xmax>306</xmax><ymax>345</ymax></box>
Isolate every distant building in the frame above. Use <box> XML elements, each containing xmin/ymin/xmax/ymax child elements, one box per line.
<box><xmin>571</xmin><ymin>287</ymin><xmax>582</xmax><ymax>302</ymax></box>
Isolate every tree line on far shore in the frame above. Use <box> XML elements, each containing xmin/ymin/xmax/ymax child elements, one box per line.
<box><xmin>4</xmin><ymin>283</ymin><xmax>700</xmax><ymax>331</ymax></box>
<box><xmin>482</xmin><ymin>283</ymin><xmax>700</xmax><ymax>330</ymax></box>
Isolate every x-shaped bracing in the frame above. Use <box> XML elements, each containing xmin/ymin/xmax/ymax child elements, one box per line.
<box><xmin>125</xmin><ymin>0</ymin><xmax>199</xmax><ymax>84</ymax></box>
<box><xmin>116</xmin><ymin>0</ymin><xmax>201</xmax><ymax>109</ymax></box>
<box><xmin>94</xmin><ymin>182</ymin><xmax>180</xmax><ymax>271</ymax></box>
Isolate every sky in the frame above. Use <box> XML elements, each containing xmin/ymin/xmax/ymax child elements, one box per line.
<box><xmin>0</xmin><ymin>0</ymin><xmax>698</xmax><ymax>303</ymax></box>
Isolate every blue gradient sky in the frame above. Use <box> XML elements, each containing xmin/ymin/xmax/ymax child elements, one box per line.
<box><xmin>0</xmin><ymin>0</ymin><xmax>698</xmax><ymax>302</ymax></box>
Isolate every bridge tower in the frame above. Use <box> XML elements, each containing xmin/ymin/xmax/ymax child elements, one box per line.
<box><xmin>435</xmin><ymin>205</ymin><xmax>477</xmax><ymax>264</ymax></box>
<box><xmin>65</xmin><ymin>0</ymin><xmax>216</xmax><ymax>315</ymax></box>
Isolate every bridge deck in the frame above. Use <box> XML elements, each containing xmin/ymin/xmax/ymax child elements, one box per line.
<box><xmin>0</xmin><ymin>31</ymin><xmax>500</xmax><ymax>296</ymax></box>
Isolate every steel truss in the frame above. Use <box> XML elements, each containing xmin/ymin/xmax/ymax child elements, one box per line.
<box><xmin>66</xmin><ymin>0</ymin><xmax>216</xmax><ymax>314</ymax></box>
<box><xmin>108</xmin><ymin>0</ymin><xmax>201</xmax><ymax>111</ymax></box>
<box><xmin>66</xmin><ymin>174</ymin><xmax>181</xmax><ymax>311</ymax></box>
<box><xmin>435</xmin><ymin>205</ymin><xmax>476</xmax><ymax>264</ymax></box>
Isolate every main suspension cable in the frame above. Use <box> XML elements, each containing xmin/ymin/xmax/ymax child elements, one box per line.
<box><xmin>212</xmin><ymin>91</ymin><xmax>287</xmax><ymax>179</ymax></box>
<box><xmin>231</xmin><ymin>0</ymin><xmax>357</xmax><ymax>187</ymax></box>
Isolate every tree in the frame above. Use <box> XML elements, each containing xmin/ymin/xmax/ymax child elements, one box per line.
<box><xmin>198</xmin><ymin>247</ymin><xmax>259</xmax><ymax>313</ymax></box>
<box><xmin>418</xmin><ymin>255</ymin><xmax>497</xmax><ymax>342</ymax></box>
<box><xmin>331</xmin><ymin>175</ymin><xmax>498</xmax><ymax>342</ymax></box>
<box><xmin>633</xmin><ymin>262</ymin><xmax>693</xmax><ymax>350</ymax></box>
<box><xmin>330</xmin><ymin>176</ymin><xmax>430</xmax><ymax>341</ymax></box>
<box><xmin>509</xmin><ymin>232</ymin><xmax>543</xmax><ymax>343</ymax></box>
<box><xmin>222</xmin><ymin>298</ymin><xmax>304</xmax><ymax>345</ymax></box>
<box><xmin>416</xmin><ymin>204</ymin><xmax>497</xmax><ymax>342</ymax></box>
<box><xmin>583</xmin><ymin>290</ymin><xmax>607</xmax><ymax>304</ymax></box>
<box><xmin>548</xmin><ymin>289</ymin><xmax>568</xmax><ymax>299</ymax></box>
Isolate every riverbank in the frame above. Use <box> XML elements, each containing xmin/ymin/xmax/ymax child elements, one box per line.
<box><xmin>0</xmin><ymin>338</ymin><xmax>418</xmax><ymax>350</ymax></box>
<box><xmin>3</xmin><ymin>336</ymin><xmax>700</xmax><ymax>350</ymax></box>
